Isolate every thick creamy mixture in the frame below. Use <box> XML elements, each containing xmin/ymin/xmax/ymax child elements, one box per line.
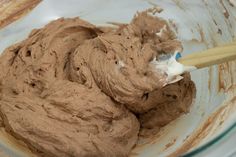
<box><xmin>0</xmin><ymin>10</ymin><xmax>195</xmax><ymax>157</ymax></box>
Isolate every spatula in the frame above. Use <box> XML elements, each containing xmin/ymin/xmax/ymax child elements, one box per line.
<box><xmin>177</xmin><ymin>41</ymin><xmax>236</xmax><ymax>69</ymax></box>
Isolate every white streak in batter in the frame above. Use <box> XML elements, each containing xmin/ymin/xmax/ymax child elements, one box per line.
<box><xmin>150</xmin><ymin>52</ymin><xmax>196</xmax><ymax>84</ymax></box>
<box><xmin>156</xmin><ymin>25</ymin><xmax>167</xmax><ymax>37</ymax></box>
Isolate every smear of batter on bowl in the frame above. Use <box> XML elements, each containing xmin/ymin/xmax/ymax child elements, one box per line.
<box><xmin>229</xmin><ymin>0</ymin><xmax>236</xmax><ymax>7</ymax></box>
<box><xmin>0</xmin><ymin>8</ymin><xmax>195</xmax><ymax>157</ymax></box>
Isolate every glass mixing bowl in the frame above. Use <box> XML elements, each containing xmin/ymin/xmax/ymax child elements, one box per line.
<box><xmin>0</xmin><ymin>0</ymin><xmax>235</xmax><ymax>157</ymax></box>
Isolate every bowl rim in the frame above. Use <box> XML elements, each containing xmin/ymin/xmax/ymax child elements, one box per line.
<box><xmin>183</xmin><ymin>122</ymin><xmax>236</xmax><ymax>156</ymax></box>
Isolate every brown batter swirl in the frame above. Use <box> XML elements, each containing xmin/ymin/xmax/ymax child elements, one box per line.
<box><xmin>0</xmin><ymin>9</ymin><xmax>195</xmax><ymax>157</ymax></box>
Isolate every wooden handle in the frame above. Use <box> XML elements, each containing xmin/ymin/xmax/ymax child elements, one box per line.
<box><xmin>178</xmin><ymin>42</ymin><xmax>236</xmax><ymax>69</ymax></box>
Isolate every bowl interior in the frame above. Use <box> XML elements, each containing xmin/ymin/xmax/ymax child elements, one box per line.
<box><xmin>0</xmin><ymin>0</ymin><xmax>235</xmax><ymax>157</ymax></box>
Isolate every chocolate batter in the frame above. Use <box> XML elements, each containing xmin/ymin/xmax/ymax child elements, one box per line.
<box><xmin>0</xmin><ymin>9</ymin><xmax>195</xmax><ymax>157</ymax></box>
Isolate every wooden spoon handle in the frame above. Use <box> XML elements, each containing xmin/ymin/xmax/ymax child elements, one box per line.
<box><xmin>178</xmin><ymin>43</ymin><xmax>236</xmax><ymax>69</ymax></box>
